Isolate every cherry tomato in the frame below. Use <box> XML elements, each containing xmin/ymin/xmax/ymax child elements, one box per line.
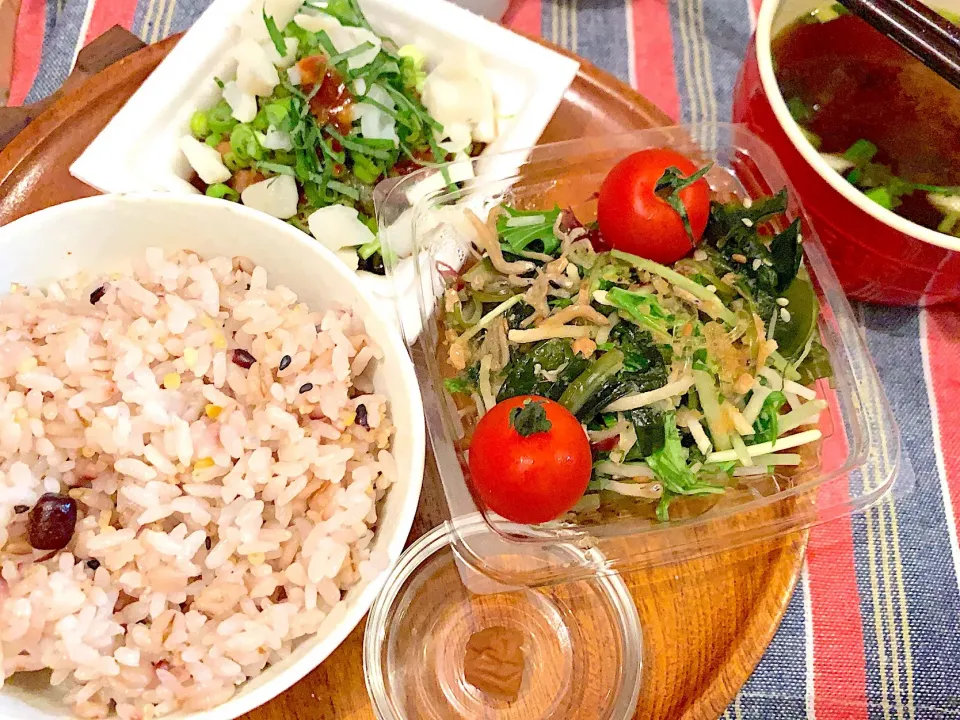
<box><xmin>597</xmin><ymin>148</ymin><xmax>711</xmax><ymax>264</ymax></box>
<box><xmin>468</xmin><ymin>395</ymin><xmax>592</xmax><ymax>524</ymax></box>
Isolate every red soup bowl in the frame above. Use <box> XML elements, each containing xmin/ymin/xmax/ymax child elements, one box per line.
<box><xmin>733</xmin><ymin>0</ymin><xmax>960</xmax><ymax>306</ymax></box>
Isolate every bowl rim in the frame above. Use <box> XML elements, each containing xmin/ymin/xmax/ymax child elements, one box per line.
<box><xmin>754</xmin><ymin>0</ymin><xmax>960</xmax><ymax>254</ymax></box>
<box><xmin>0</xmin><ymin>193</ymin><xmax>426</xmax><ymax>720</ymax></box>
<box><xmin>362</xmin><ymin>514</ymin><xmax>643</xmax><ymax>720</ymax></box>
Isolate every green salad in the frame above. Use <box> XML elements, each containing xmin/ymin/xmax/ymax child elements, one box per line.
<box><xmin>441</xmin><ymin>189</ymin><xmax>832</xmax><ymax>522</ymax></box>
<box><xmin>180</xmin><ymin>0</ymin><xmax>490</xmax><ymax>274</ymax></box>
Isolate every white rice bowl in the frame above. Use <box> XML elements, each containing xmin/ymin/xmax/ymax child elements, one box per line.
<box><xmin>0</xmin><ymin>195</ymin><xmax>425</xmax><ymax>720</ymax></box>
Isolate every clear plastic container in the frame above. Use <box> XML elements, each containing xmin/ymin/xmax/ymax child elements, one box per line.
<box><xmin>363</xmin><ymin>516</ymin><xmax>642</xmax><ymax>719</ymax></box>
<box><xmin>374</xmin><ymin>123</ymin><xmax>902</xmax><ymax>588</ymax></box>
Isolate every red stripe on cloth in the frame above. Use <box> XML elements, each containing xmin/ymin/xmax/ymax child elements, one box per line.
<box><xmin>629</xmin><ymin>0</ymin><xmax>680</xmax><ymax>120</ymax></box>
<box><xmin>925</xmin><ymin>306</ymin><xmax>960</xmax><ymax>567</ymax></box>
<box><xmin>805</xmin><ymin>385</ymin><xmax>869</xmax><ymax>720</ymax></box>
<box><xmin>503</xmin><ymin>0</ymin><xmax>541</xmax><ymax>36</ymax></box>
<box><xmin>84</xmin><ymin>0</ymin><xmax>139</xmax><ymax>44</ymax></box>
<box><xmin>8</xmin><ymin>0</ymin><xmax>46</xmax><ymax>107</ymax></box>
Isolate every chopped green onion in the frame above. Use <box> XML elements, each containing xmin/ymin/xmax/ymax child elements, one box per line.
<box><xmin>864</xmin><ymin>186</ymin><xmax>894</xmax><ymax>210</ymax></box>
<box><xmin>190</xmin><ymin>111</ymin><xmax>209</xmax><ymax>138</ymax></box>
<box><xmin>230</xmin><ymin>124</ymin><xmax>264</xmax><ymax>162</ymax></box>
<box><xmin>358</xmin><ymin>238</ymin><xmax>381</xmax><ymax>260</ymax></box>
<box><xmin>843</xmin><ymin>139</ymin><xmax>878</xmax><ymax>166</ymax></box>
<box><xmin>223</xmin><ymin>152</ymin><xmax>246</xmax><ymax>172</ymax></box>
<box><xmin>206</xmin><ymin>183</ymin><xmax>239</xmax><ymax>201</ymax></box>
<box><xmin>786</xmin><ymin>97</ymin><xmax>813</xmax><ymax>124</ymax></box>
<box><xmin>265</xmin><ymin>99</ymin><xmax>296</xmax><ymax>132</ymax></box>
<box><xmin>351</xmin><ymin>153</ymin><xmax>382</xmax><ymax>184</ymax></box>
<box><xmin>938</xmin><ymin>212</ymin><xmax>960</xmax><ymax>235</ymax></box>
<box><xmin>800</xmin><ymin>127</ymin><xmax>821</xmax><ymax>149</ymax></box>
<box><xmin>207</xmin><ymin>101</ymin><xmax>238</xmax><ymax>134</ymax></box>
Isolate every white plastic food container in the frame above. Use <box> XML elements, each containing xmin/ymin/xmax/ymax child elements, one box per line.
<box><xmin>70</xmin><ymin>0</ymin><xmax>579</xmax><ymax>332</ymax></box>
<box><xmin>0</xmin><ymin>194</ymin><xmax>426</xmax><ymax>720</ymax></box>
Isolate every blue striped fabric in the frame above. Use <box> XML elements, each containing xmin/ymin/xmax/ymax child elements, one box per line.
<box><xmin>856</xmin><ymin>305</ymin><xmax>960</xmax><ymax>720</ymax></box>
<box><xmin>23</xmin><ymin>0</ymin><xmax>90</xmax><ymax>103</ymax></box>
<box><xmin>12</xmin><ymin>1</ymin><xmax>960</xmax><ymax>718</ymax></box>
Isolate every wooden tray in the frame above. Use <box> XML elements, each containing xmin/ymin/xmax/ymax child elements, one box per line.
<box><xmin>0</xmin><ymin>30</ymin><xmax>807</xmax><ymax>720</ymax></box>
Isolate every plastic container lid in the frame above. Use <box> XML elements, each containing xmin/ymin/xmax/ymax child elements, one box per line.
<box><xmin>374</xmin><ymin>123</ymin><xmax>905</xmax><ymax>587</ymax></box>
<box><xmin>363</xmin><ymin>516</ymin><xmax>643</xmax><ymax>719</ymax></box>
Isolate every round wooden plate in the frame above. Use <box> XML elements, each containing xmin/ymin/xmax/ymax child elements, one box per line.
<box><xmin>0</xmin><ymin>32</ymin><xmax>807</xmax><ymax>720</ymax></box>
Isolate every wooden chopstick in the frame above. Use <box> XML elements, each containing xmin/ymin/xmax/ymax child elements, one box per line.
<box><xmin>836</xmin><ymin>0</ymin><xmax>960</xmax><ymax>89</ymax></box>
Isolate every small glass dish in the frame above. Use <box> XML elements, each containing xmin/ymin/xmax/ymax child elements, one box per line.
<box><xmin>375</xmin><ymin>123</ymin><xmax>904</xmax><ymax>587</ymax></box>
<box><xmin>363</xmin><ymin>515</ymin><xmax>643</xmax><ymax>720</ymax></box>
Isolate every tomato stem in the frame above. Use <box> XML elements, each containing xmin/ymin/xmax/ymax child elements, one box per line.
<box><xmin>509</xmin><ymin>399</ymin><xmax>552</xmax><ymax>437</ymax></box>
<box><xmin>654</xmin><ymin>163</ymin><xmax>713</xmax><ymax>242</ymax></box>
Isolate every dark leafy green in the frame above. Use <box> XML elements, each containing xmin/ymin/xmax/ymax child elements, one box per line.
<box><xmin>770</xmin><ymin>219</ymin><xmax>803</xmax><ymax>292</ymax></box>
<box><xmin>624</xmin><ymin>406</ymin><xmax>666</xmax><ymax>459</ymax></box>
<box><xmin>702</xmin><ymin>191</ymin><xmax>802</xmax><ymax>318</ymax></box>
<box><xmin>497</xmin><ymin>339</ymin><xmax>589</xmax><ymax>402</ymax></box>
<box><xmin>796</xmin><ymin>341</ymin><xmax>833</xmax><ymax>385</ymax></box>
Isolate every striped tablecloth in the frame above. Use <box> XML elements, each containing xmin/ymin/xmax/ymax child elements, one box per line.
<box><xmin>7</xmin><ymin>1</ymin><xmax>960</xmax><ymax>718</ymax></box>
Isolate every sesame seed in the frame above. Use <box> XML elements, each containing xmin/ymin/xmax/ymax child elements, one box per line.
<box><xmin>279</xmin><ymin>355</ymin><xmax>292</xmax><ymax>371</ymax></box>
<box><xmin>86</xmin><ymin>559</ymin><xmax>100</xmax><ymax>571</ymax></box>
<box><xmin>205</xmin><ymin>536</ymin><xmax>212</xmax><ymax>551</ymax></box>
<box><xmin>693</xmin><ymin>249</ymin><xmax>708</xmax><ymax>261</ymax></box>
<box><xmin>752</xmin><ymin>259</ymin><xmax>762</xmax><ymax>271</ymax></box>
<box><xmin>776</xmin><ymin>297</ymin><xmax>790</xmax><ymax>306</ymax></box>
<box><xmin>780</xmin><ymin>308</ymin><xmax>792</xmax><ymax>323</ymax></box>
<box><xmin>299</xmin><ymin>383</ymin><xmax>314</xmax><ymax>394</ymax></box>
<box><xmin>705</xmin><ymin>284</ymin><xmax>717</xmax><ymax>293</ymax></box>
<box><xmin>743</xmin><ymin>197</ymin><xmax>754</xmax><ymax>208</ymax></box>
<box><xmin>742</xmin><ymin>218</ymin><xmax>754</xmax><ymax>227</ymax></box>
<box><xmin>89</xmin><ymin>285</ymin><xmax>107</xmax><ymax>304</ymax></box>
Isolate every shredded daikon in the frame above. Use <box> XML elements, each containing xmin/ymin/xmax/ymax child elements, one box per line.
<box><xmin>603</xmin><ymin>376</ymin><xmax>696</xmax><ymax>412</ymax></box>
<box><xmin>707</xmin><ymin>429</ymin><xmax>822</xmax><ymax>464</ymax></box>
<box><xmin>508</xmin><ymin>326</ymin><xmax>592</xmax><ymax>343</ymax></box>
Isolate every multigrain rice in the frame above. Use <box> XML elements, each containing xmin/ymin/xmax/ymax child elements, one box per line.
<box><xmin>0</xmin><ymin>249</ymin><xmax>396</xmax><ymax>718</ymax></box>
